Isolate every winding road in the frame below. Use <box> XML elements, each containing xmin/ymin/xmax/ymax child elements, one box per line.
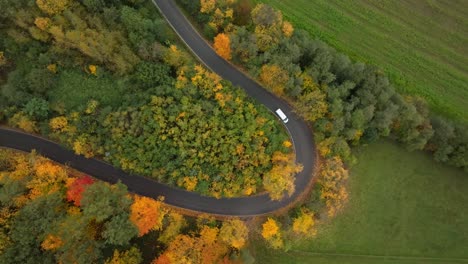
<box><xmin>0</xmin><ymin>0</ymin><xmax>316</xmax><ymax>217</ymax></box>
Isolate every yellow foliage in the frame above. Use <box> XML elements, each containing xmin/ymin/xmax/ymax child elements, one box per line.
<box><xmin>164</xmin><ymin>45</ymin><xmax>188</xmax><ymax>69</ymax></box>
<box><xmin>175</xmin><ymin>68</ymin><xmax>189</xmax><ymax>89</ymax></box>
<box><xmin>36</xmin><ymin>0</ymin><xmax>69</xmax><ymax>15</ymax></box>
<box><xmin>319</xmin><ymin>157</ymin><xmax>349</xmax><ymax>217</ymax></box>
<box><xmin>84</xmin><ymin>99</ymin><xmax>99</xmax><ymax>114</ymax></box>
<box><xmin>41</xmin><ymin>234</ymin><xmax>63</xmax><ymax>250</ymax></box>
<box><xmin>282</xmin><ymin>140</ymin><xmax>292</xmax><ymax>148</ymax></box>
<box><xmin>47</xmin><ymin>63</ymin><xmax>57</xmax><ymax>73</ymax></box>
<box><xmin>34</xmin><ymin>17</ymin><xmax>51</xmax><ymax>30</ymax></box>
<box><xmin>88</xmin><ymin>64</ymin><xmax>97</xmax><ymax>76</ymax></box>
<box><xmin>261</xmin><ymin>218</ymin><xmax>284</xmax><ymax>249</ymax></box>
<box><xmin>9</xmin><ymin>112</ymin><xmax>37</xmax><ymax>133</ymax></box>
<box><xmin>317</xmin><ymin>137</ymin><xmax>334</xmax><ymax>157</ymax></box>
<box><xmin>259</xmin><ymin>64</ymin><xmax>289</xmax><ymax>95</ymax></box>
<box><xmin>263</xmin><ymin>151</ymin><xmax>302</xmax><ymax>200</ymax></box>
<box><xmin>158</xmin><ymin>212</ymin><xmax>186</xmax><ymax>244</ymax></box>
<box><xmin>73</xmin><ymin>135</ymin><xmax>94</xmax><ymax>158</ymax></box>
<box><xmin>244</xmin><ymin>186</ymin><xmax>254</xmax><ymax>196</ymax></box>
<box><xmin>261</xmin><ymin>218</ymin><xmax>279</xmax><ymax>239</ymax></box>
<box><xmin>213</xmin><ymin>33</ymin><xmax>232</xmax><ymax>60</ymax></box>
<box><xmin>225</xmin><ymin>8</ymin><xmax>234</xmax><ymax>19</ymax></box>
<box><xmin>182</xmin><ymin>176</ymin><xmax>198</xmax><ymax>191</ymax></box>
<box><xmin>191</xmin><ymin>65</ymin><xmax>223</xmax><ymax>98</ymax></box>
<box><xmin>282</xmin><ymin>21</ymin><xmax>294</xmax><ymax>38</ymax></box>
<box><xmin>28</xmin><ymin>159</ymin><xmax>67</xmax><ymax>199</ymax></box>
<box><xmin>200</xmin><ymin>0</ymin><xmax>216</xmax><ymax>13</ymax></box>
<box><xmin>292</xmin><ymin>210</ymin><xmax>316</xmax><ymax>237</ymax></box>
<box><xmin>219</xmin><ymin>219</ymin><xmax>249</xmax><ymax>249</ymax></box>
<box><xmin>49</xmin><ymin>116</ymin><xmax>68</xmax><ymax>132</ymax></box>
<box><xmin>199</xmin><ymin>225</ymin><xmax>219</xmax><ymax>245</ymax></box>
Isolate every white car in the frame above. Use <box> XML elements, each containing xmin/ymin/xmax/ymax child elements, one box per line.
<box><xmin>275</xmin><ymin>108</ymin><xmax>289</xmax><ymax>123</ymax></box>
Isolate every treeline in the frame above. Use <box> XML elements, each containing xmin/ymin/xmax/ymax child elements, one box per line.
<box><xmin>177</xmin><ymin>0</ymin><xmax>468</xmax><ymax>172</ymax></box>
<box><xmin>0</xmin><ymin>149</ymin><xmax>316</xmax><ymax>263</ymax></box>
<box><xmin>0</xmin><ymin>0</ymin><xmax>298</xmax><ymax>199</ymax></box>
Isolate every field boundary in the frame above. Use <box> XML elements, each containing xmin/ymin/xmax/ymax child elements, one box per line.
<box><xmin>288</xmin><ymin>249</ymin><xmax>468</xmax><ymax>262</ymax></box>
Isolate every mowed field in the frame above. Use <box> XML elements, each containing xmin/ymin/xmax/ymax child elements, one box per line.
<box><xmin>255</xmin><ymin>0</ymin><xmax>468</xmax><ymax>123</ymax></box>
<box><xmin>251</xmin><ymin>141</ymin><xmax>468</xmax><ymax>263</ymax></box>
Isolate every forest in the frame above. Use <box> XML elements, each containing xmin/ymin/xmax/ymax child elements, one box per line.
<box><xmin>0</xmin><ymin>149</ymin><xmax>319</xmax><ymax>263</ymax></box>
<box><xmin>1</xmin><ymin>0</ymin><xmax>467</xmax><ymax>263</ymax></box>
<box><xmin>0</xmin><ymin>0</ymin><xmax>299</xmax><ymax>199</ymax></box>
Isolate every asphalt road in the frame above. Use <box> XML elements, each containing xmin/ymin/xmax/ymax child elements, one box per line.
<box><xmin>0</xmin><ymin>0</ymin><xmax>316</xmax><ymax>217</ymax></box>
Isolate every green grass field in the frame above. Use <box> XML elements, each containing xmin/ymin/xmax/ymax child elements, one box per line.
<box><xmin>255</xmin><ymin>0</ymin><xmax>468</xmax><ymax>123</ymax></box>
<box><xmin>251</xmin><ymin>140</ymin><xmax>468</xmax><ymax>263</ymax></box>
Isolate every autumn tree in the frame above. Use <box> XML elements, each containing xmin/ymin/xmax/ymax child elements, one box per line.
<box><xmin>27</xmin><ymin>159</ymin><xmax>68</xmax><ymax>199</ymax></box>
<box><xmin>295</xmin><ymin>74</ymin><xmax>328</xmax><ymax>122</ymax></box>
<box><xmin>319</xmin><ymin>157</ymin><xmax>349</xmax><ymax>217</ymax></box>
<box><xmin>214</xmin><ymin>33</ymin><xmax>232</xmax><ymax>60</ymax></box>
<box><xmin>1</xmin><ymin>193</ymin><xmax>66</xmax><ymax>263</ymax></box>
<box><xmin>292</xmin><ymin>209</ymin><xmax>316</xmax><ymax>238</ymax></box>
<box><xmin>130</xmin><ymin>196</ymin><xmax>166</xmax><ymax>236</ymax></box>
<box><xmin>219</xmin><ymin>219</ymin><xmax>249</xmax><ymax>249</ymax></box>
<box><xmin>263</xmin><ymin>151</ymin><xmax>302</xmax><ymax>201</ymax></box>
<box><xmin>282</xmin><ymin>21</ymin><xmax>294</xmax><ymax>38</ymax></box>
<box><xmin>154</xmin><ymin>225</ymin><xmax>229</xmax><ymax>264</ymax></box>
<box><xmin>200</xmin><ymin>0</ymin><xmax>216</xmax><ymax>13</ymax></box>
<box><xmin>158</xmin><ymin>212</ymin><xmax>186</xmax><ymax>244</ymax></box>
<box><xmin>261</xmin><ymin>217</ymin><xmax>283</xmax><ymax>249</ymax></box>
<box><xmin>8</xmin><ymin>112</ymin><xmax>37</xmax><ymax>133</ymax></box>
<box><xmin>105</xmin><ymin>247</ymin><xmax>142</xmax><ymax>264</ymax></box>
<box><xmin>36</xmin><ymin>0</ymin><xmax>70</xmax><ymax>15</ymax></box>
<box><xmin>66</xmin><ymin>175</ymin><xmax>95</xmax><ymax>206</ymax></box>
<box><xmin>259</xmin><ymin>64</ymin><xmax>289</xmax><ymax>95</ymax></box>
<box><xmin>251</xmin><ymin>4</ymin><xmax>284</xmax><ymax>51</ymax></box>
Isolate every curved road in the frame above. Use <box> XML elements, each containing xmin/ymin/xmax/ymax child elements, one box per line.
<box><xmin>0</xmin><ymin>1</ymin><xmax>315</xmax><ymax>217</ymax></box>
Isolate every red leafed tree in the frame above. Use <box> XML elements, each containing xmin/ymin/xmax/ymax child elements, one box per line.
<box><xmin>66</xmin><ymin>176</ymin><xmax>95</xmax><ymax>206</ymax></box>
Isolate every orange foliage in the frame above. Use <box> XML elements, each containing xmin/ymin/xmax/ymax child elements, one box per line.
<box><xmin>41</xmin><ymin>234</ymin><xmax>63</xmax><ymax>250</ymax></box>
<box><xmin>27</xmin><ymin>160</ymin><xmax>67</xmax><ymax>199</ymax></box>
<box><xmin>152</xmin><ymin>254</ymin><xmax>171</xmax><ymax>264</ymax></box>
<box><xmin>130</xmin><ymin>196</ymin><xmax>166</xmax><ymax>236</ymax></box>
<box><xmin>282</xmin><ymin>21</ymin><xmax>294</xmax><ymax>37</ymax></box>
<box><xmin>157</xmin><ymin>231</ymin><xmax>228</xmax><ymax>264</ymax></box>
<box><xmin>214</xmin><ymin>33</ymin><xmax>232</xmax><ymax>60</ymax></box>
<box><xmin>34</xmin><ymin>17</ymin><xmax>51</xmax><ymax>31</ymax></box>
